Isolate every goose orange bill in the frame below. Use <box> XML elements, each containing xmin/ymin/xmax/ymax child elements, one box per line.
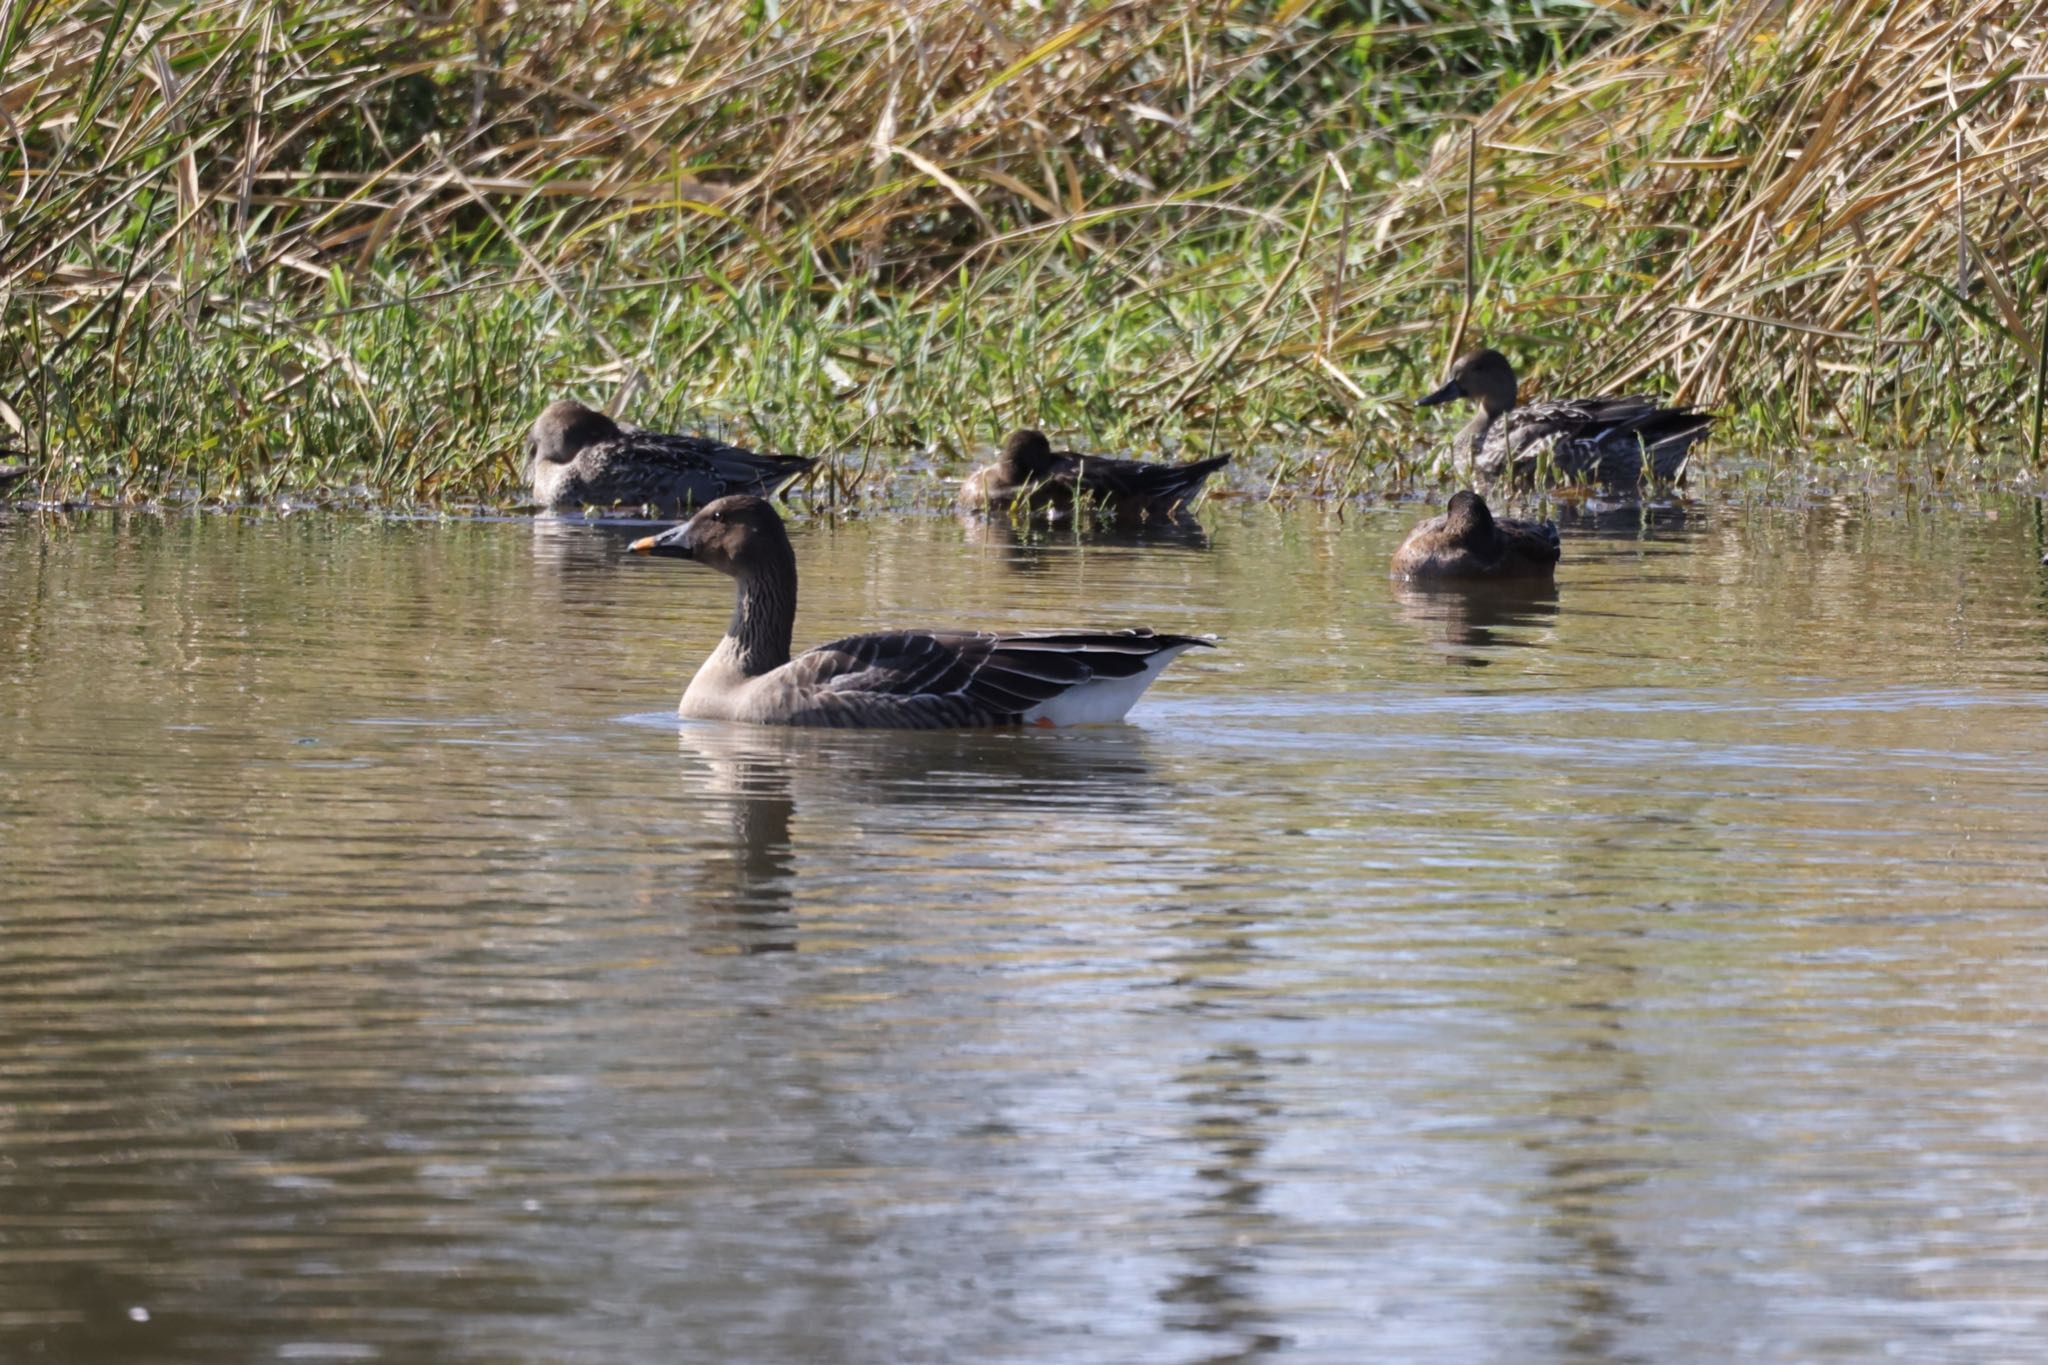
<box><xmin>629</xmin><ymin>524</ymin><xmax>695</xmax><ymax>557</ymax></box>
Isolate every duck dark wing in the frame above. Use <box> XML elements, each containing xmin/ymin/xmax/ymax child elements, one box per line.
<box><xmin>611</xmin><ymin>431</ymin><xmax>817</xmax><ymax>493</ymax></box>
<box><xmin>1562</xmin><ymin>396</ymin><xmax>1714</xmax><ymax>449</ymax></box>
<box><xmin>1599</xmin><ymin>403</ymin><xmax>1715</xmax><ymax>478</ymax></box>
<box><xmin>1050</xmin><ymin>451</ymin><xmax>1232</xmax><ymax>505</ymax></box>
<box><xmin>777</xmin><ymin>628</ymin><xmax>1210</xmax><ymax>729</ymax></box>
<box><xmin>1503</xmin><ymin>398</ymin><xmax>1713</xmax><ymax>476</ymax></box>
<box><xmin>1495</xmin><ymin>515</ymin><xmax>1562</xmax><ymax>567</ymax></box>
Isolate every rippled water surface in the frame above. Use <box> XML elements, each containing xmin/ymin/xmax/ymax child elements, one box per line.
<box><xmin>6</xmin><ymin>496</ymin><xmax>2048</xmax><ymax>1363</ymax></box>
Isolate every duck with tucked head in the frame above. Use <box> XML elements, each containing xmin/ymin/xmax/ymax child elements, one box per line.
<box><xmin>631</xmin><ymin>495</ymin><xmax>1213</xmax><ymax>729</ymax></box>
<box><xmin>526</xmin><ymin>399</ymin><xmax>815</xmax><ymax>517</ymax></box>
<box><xmin>958</xmin><ymin>429</ymin><xmax>1230</xmax><ymax>524</ymax></box>
<box><xmin>1391</xmin><ymin>489</ymin><xmax>1560</xmax><ymax>581</ymax></box>
<box><xmin>1418</xmin><ymin>349</ymin><xmax>1713</xmax><ymax>488</ymax></box>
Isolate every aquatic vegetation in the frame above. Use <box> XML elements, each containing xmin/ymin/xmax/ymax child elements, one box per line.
<box><xmin>2</xmin><ymin>0</ymin><xmax>2045</xmax><ymax>505</ymax></box>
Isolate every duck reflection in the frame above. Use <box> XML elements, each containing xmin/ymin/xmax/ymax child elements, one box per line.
<box><xmin>960</xmin><ymin>511</ymin><xmax>1213</xmax><ymax>574</ymax></box>
<box><xmin>1392</xmin><ymin>579</ymin><xmax>1559</xmax><ymax>665</ymax></box>
<box><xmin>672</xmin><ymin>723</ymin><xmax>1162</xmax><ymax>951</ymax></box>
<box><xmin>1554</xmin><ymin>497</ymin><xmax>1693</xmax><ymax>542</ymax></box>
<box><xmin>1515</xmin><ymin>931</ymin><xmax>1657</xmax><ymax>1363</ymax></box>
<box><xmin>528</xmin><ymin>514</ymin><xmax>674</xmax><ymax>573</ymax></box>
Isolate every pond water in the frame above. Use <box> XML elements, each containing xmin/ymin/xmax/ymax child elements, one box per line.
<box><xmin>5</xmin><ymin>494</ymin><xmax>2048</xmax><ymax>1363</ymax></box>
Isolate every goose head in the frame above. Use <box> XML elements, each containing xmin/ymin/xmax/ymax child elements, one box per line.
<box><xmin>630</xmin><ymin>494</ymin><xmax>793</xmax><ymax>580</ymax></box>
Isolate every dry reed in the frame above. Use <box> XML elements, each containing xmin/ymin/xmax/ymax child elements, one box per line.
<box><xmin>3</xmin><ymin>1</ymin><xmax>2044</xmax><ymax>503</ymax></box>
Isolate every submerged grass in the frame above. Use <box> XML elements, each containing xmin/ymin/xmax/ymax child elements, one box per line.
<box><xmin>3</xmin><ymin>0</ymin><xmax>2047</xmax><ymax>506</ymax></box>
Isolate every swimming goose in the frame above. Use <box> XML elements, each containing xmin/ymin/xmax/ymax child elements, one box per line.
<box><xmin>958</xmin><ymin>430</ymin><xmax>1230</xmax><ymax>523</ymax></box>
<box><xmin>631</xmin><ymin>495</ymin><xmax>1212</xmax><ymax>728</ymax></box>
<box><xmin>1391</xmin><ymin>490</ymin><xmax>1560</xmax><ymax>580</ymax></box>
<box><xmin>526</xmin><ymin>399</ymin><xmax>815</xmax><ymax>516</ymax></box>
<box><xmin>1418</xmin><ymin>349</ymin><xmax>1713</xmax><ymax>487</ymax></box>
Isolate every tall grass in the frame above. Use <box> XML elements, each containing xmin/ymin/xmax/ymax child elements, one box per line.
<box><xmin>2</xmin><ymin>0</ymin><xmax>2044</xmax><ymax>505</ymax></box>
<box><xmin>1367</xmin><ymin>0</ymin><xmax>2048</xmax><ymax>474</ymax></box>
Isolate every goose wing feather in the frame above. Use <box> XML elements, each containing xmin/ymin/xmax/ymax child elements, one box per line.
<box><xmin>772</xmin><ymin>628</ymin><xmax>1210</xmax><ymax>728</ymax></box>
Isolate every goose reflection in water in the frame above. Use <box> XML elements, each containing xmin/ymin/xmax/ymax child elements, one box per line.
<box><xmin>672</xmin><ymin>723</ymin><xmax>1165</xmax><ymax>951</ymax></box>
<box><xmin>674</xmin><ymin>723</ymin><xmax>800</xmax><ymax>951</ymax></box>
<box><xmin>1155</xmin><ymin>898</ymin><xmax>1291</xmax><ymax>1362</ymax></box>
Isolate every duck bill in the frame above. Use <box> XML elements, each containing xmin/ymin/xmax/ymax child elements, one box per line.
<box><xmin>1416</xmin><ymin>378</ymin><xmax>1464</xmax><ymax>407</ymax></box>
<box><xmin>629</xmin><ymin>522</ymin><xmax>696</xmax><ymax>559</ymax></box>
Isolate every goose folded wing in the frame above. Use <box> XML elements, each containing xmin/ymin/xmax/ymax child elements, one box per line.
<box><xmin>988</xmin><ymin>630</ymin><xmax>1189</xmax><ymax>676</ymax></box>
<box><xmin>790</xmin><ymin>630</ymin><xmax>1096</xmax><ymax>718</ymax></box>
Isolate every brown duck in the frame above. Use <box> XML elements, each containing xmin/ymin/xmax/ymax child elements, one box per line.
<box><xmin>1418</xmin><ymin>349</ymin><xmax>1713</xmax><ymax>487</ymax></box>
<box><xmin>631</xmin><ymin>495</ymin><xmax>1212</xmax><ymax>729</ymax></box>
<box><xmin>526</xmin><ymin>400</ymin><xmax>815</xmax><ymax>516</ymax></box>
<box><xmin>1391</xmin><ymin>490</ymin><xmax>1561</xmax><ymax>580</ymax></box>
<box><xmin>958</xmin><ymin>430</ymin><xmax>1230</xmax><ymax>523</ymax></box>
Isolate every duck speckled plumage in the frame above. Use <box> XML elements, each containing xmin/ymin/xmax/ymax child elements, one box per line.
<box><xmin>959</xmin><ymin>429</ymin><xmax>1230</xmax><ymax>522</ymax></box>
<box><xmin>1419</xmin><ymin>349</ymin><xmax>1713</xmax><ymax>487</ymax></box>
<box><xmin>525</xmin><ymin>399</ymin><xmax>815</xmax><ymax>516</ymax></box>
<box><xmin>631</xmin><ymin>495</ymin><xmax>1212</xmax><ymax>729</ymax></box>
<box><xmin>1390</xmin><ymin>490</ymin><xmax>1560</xmax><ymax>581</ymax></box>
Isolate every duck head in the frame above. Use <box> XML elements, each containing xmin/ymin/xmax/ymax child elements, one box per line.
<box><xmin>526</xmin><ymin>399</ymin><xmax>622</xmax><ymax>475</ymax></box>
<box><xmin>630</xmin><ymin>494</ymin><xmax>792</xmax><ymax>579</ymax></box>
<box><xmin>1441</xmin><ymin>488</ymin><xmax>1495</xmax><ymax>536</ymax></box>
<box><xmin>1417</xmin><ymin>349</ymin><xmax>1518</xmax><ymax>416</ymax></box>
<box><xmin>998</xmin><ymin>429</ymin><xmax>1059</xmax><ymax>481</ymax></box>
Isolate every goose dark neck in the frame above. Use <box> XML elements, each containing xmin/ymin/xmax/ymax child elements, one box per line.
<box><xmin>726</xmin><ymin>548</ymin><xmax>797</xmax><ymax>677</ymax></box>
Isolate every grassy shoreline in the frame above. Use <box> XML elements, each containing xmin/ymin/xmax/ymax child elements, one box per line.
<box><xmin>5</xmin><ymin>1</ymin><xmax>2047</xmax><ymax>507</ymax></box>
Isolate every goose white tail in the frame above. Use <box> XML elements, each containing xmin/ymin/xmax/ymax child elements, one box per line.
<box><xmin>1020</xmin><ymin>641</ymin><xmax>1206</xmax><ymax>727</ymax></box>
